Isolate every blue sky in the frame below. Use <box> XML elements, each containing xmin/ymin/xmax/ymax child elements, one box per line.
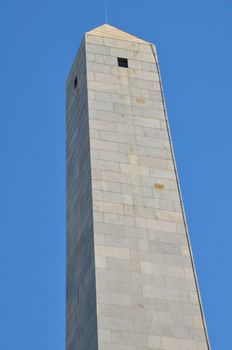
<box><xmin>0</xmin><ymin>0</ymin><xmax>231</xmax><ymax>349</ymax></box>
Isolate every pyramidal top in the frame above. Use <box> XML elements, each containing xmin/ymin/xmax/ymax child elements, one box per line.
<box><xmin>86</xmin><ymin>24</ymin><xmax>148</xmax><ymax>44</ymax></box>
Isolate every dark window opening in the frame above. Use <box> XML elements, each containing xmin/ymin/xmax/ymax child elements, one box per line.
<box><xmin>74</xmin><ymin>76</ymin><xmax>77</xmax><ymax>90</ymax></box>
<box><xmin>117</xmin><ymin>57</ymin><xmax>128</xmax><ymax>68</ymax></box>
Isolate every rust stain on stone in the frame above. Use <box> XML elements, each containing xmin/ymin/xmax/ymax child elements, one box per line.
<box><xmin>154</xmin><ymin>183</ymin><xmax>165</xmax><ymax>190</ymax></box>
<box><xmin>136</xmin><ymin>97</ymin><xmax>145</xmax><ymax>104</ymax></box>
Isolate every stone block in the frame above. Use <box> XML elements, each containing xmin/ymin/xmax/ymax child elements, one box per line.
<box><xmin>148</xmin><ymin>335</ymin><xmax>162</xmax><ymax>348</ymax></box>
<box><xmin>95</xmin><ymin>245</ymin><xmax>130</xmax><ymax>259</ymax></box>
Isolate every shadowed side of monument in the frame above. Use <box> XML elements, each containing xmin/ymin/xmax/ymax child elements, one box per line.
<box><xmin>66</xmin><ymin>39</ymin><xmax>98</xmax><ymax>350</ymax></box>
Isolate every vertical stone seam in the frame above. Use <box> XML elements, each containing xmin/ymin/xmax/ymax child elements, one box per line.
<box><xmin>150</xmin><ymin>44</ymin><xmax>211</xmax><ymax>349</ymax></box>
<box><xmin>65</xmin><ymin>69</ymin><xmax>68</xmax><ymax>350</ymax></box>
<box><xmin>84</xmin><ymin>34</ymin><xmax>99</xmax><ymax>350</ymax></box>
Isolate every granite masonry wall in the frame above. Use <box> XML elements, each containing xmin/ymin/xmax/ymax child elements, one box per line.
<box><xmin>66</xmin><ymin>40</ymin><xmax>98</xmax><ymax>350</ymax></box>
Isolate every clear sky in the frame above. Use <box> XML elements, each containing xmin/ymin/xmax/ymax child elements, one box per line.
<box><xmin>0</xmin><ymin>0</ymin><xmax>231</xmax><ymax>349</ymax></box>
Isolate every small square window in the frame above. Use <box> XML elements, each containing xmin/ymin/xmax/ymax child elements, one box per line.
<box><xmin>74</xmin><ymin>76</ymin><xmax>77</xmax><ymax>90</ymax></box>
<box><xmin>117</xmin><ymin>57</ymin><xmax>128</xmax><ymax>68</ymax></box>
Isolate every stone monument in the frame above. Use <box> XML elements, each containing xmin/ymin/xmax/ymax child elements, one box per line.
<box><xmin>66</xmin><ymin>24</ymin><xmax>210</xmax><ymax>350</ymax></box>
